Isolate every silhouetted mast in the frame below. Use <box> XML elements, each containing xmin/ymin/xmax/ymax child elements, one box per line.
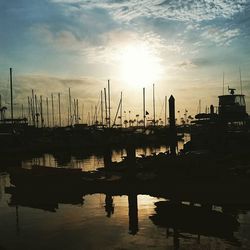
<box><xmin>40</xmin><ymin>95</ymin><xmax>44</xmax><ymax>127</ymax></box>
<box><xmin>104</xmin><ymin>88</ymin><xmax>108</xmax><ymax>127</ymax></box>
<box><xmin>153</xmin><ymin>84</ymin><xmax>156</xmax><ymax>126</ymax></box>
<box><xmin>112</xmin><ymin>94</ymin><xmax>122</xmax><ymax>127</ymax></box>
<box><xmin>27</xmin><ymin>97</ymin><xmax>31</xmax><ymax>124</ymax></box>
<box><xmin>143</xmin><ymin>87</ymin><xmax>146</xmax><ymax>127</ymax></box>
<box><xmin>120</xmin><ymin>92</ymin><xmax>123</xmax><ymax>128</ymax></box>
<box><xmin>68</xmin><ymin>88</ymin><xmax>72</xmax><ymax>126</ymax></box>
<box><xmin>51</xmin><ymin>93</ymin><xmax>54</xmax><ymax>127</ymax></box>
<box><xmin>9</xmin><ymin>68</ymin><xmax>14</xmax><ymax>125</ymax></box>
<box><xmin>31</xmin><ymin>89</ymin><xmax>35</xmax><ymax>126</ymax></box>
<box><xmin>165</xmin><ymin>95</ymin><xmax>167</xmax><ymax>126</ymax></box>
<box><xmin>58</xmin><ymin>93</ymin><xmax>61</xmax><ymax>127</ymax></box>
<box><xmin>35</xmin><ymin>95</ymin><xmax>39</xmax><ymax>127</ymax></box>
<box><xmin>76</xmin><ymin>99</ymin><xmax>79</xmax><ymax>124</ymax></box>
<box><xmin>101</xmin><ymin>90</ymin><xmax>104</xmax><ymax>126</ymax></box>
<box><xmin>46</xmin><ymin>97</ymin><xmax>49</xmax><ymax>127</ymax></box>
<box><xmin>108</xmin><ymin>80</ymin><xmax>111</xmax><ymax>128</ymax></box>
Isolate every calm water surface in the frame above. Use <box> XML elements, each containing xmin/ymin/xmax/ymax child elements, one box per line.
<box><xmin>0</xmin><ymin>143</ymin><xmax>250</xmax><ymax>250</ymax></box>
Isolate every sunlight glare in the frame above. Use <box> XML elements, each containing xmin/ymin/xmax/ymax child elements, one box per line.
<box><xmin>119</xmin><ymin>43</ymin><xmax>162</xmax><ymax>87</ymax></box>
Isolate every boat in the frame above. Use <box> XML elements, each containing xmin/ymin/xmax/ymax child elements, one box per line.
<box><xmin>185</xmin><ymin>87</ymin><xmax>249</xmax><ymax>153</ymax></box>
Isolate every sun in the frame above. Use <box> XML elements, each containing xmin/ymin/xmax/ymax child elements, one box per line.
<box><xmin>119</xmin><ymin>43</ymin><xmax>163</xmax><ymax>87</ymax></box>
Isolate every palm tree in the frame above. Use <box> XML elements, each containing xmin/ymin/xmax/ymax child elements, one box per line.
<box><xmin>124</xmin><ymin>120</ymin><xmax>128</xmax><ymax>128</ymax></box>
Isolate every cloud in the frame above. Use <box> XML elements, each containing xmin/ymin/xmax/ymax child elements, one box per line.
<box><xmin>0</xmin><ymin>74</ymin><xmax>103</xmax><ymax>107</ymax></box>
<box><xmin>175</xmin><ymin>60</ymin><xmax>197</xmax><ymax>70</ymax></box>
<box><xmin>201</xmin><ymin>27</ymin><xmax>240</xmax><ymax>46</ymax></box>
<box><xmin>74</xmin><ymin>0</ymin><xmax>249</xmax><ymax>22</ymax></box>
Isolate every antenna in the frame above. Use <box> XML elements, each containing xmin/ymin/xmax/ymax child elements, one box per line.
<box><xmin>239</xmin><ymin>67</ymin><xmax>243</xmax><ymax>95</ymax></box>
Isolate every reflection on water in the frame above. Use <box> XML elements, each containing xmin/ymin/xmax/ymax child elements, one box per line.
<box><xmin>21</xmin><ymin>145</ymin><xmax>171</xmax><ymax>171</ymax></box>
<box><xmin>0</xmin><ymin>173</ymin><xmax>250</xmax><ymax>249</ymax></box>
<box><xmin>1</xmin><ymin>139</ymin><xmax>250</xmax><ymax>250</ymax></box>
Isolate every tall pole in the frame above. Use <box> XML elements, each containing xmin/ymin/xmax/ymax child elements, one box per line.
<box><xmin>69</xmin><ymin>88</ymin><xmax>72</xmax><ymax>126</ymax></box>
<box><xmin>153</xmin><ymin>84</ymin><xmax>156</xmax><ymax>126</ymax></box>
<box><xmin>76</xmin><ymin>99</ymin><xmax>79</xmax><ymax>124</ymax></box>
<box><xmin>46</xmin><ymin>97</ymin><xmax>49</xmax><ymax>127</ymax></box>
<box><xmin>108</xmin><ymin>80</ymin><xmax>111</xmax><ymax>128</ymax></box>
<box><xmin>169</xmin><ymin>95</ymin><xmax>176</xmax><ymax>156</ymax></box>
<box><xmin>143</xmin><ymin>87</ymin><xmax>146</xmax><ymax>128</ymax></box>
<box><xmin>35</xmin><ymin>95</ymin><xmax>39</xmax><ymax>127</ymax></box>
<box><xmin>73</xmin><ymin>99</ymin><xmax>76</xmax><ymax>124</ymax></box>
<box><xmin>104</xmin><ymin>88</ymin><xmax>108</xmax><ymax>127</ymax></box>
<box><xmin>27</xmin><ymin>97</ymin><xmax>31</xmax><ymax>124</ymax></box>
<box><xmin>51</xmin><ymin>93</ymin><xmax>54</xmax><ymax>127</ymax></box>
<box><xmin>165</xmin><ymin>95</ymin><xmax>167</xmax><ymax>126</ymax></box>
<box><xmin>40</xmin><ymin>95</ymin><xmax>44</xmax><ymax>127</ymax></box>
<box><xmin>120</xmin><ymin>92</ymin><xmax>123</xmax><ymax>128</ymax></box>
<box><xmin>10</xmin><ymin>68</ymin><xmax>14</xmax><ymax>125</ymax></box>
<box><xmin>58</xmin><ymin>93</ymin><xmax>61</xmax><ymax>127</ymax></box>
<box><xmin>101</xmin><ymin>90</ymin><xmax>104</xmax><ymax>126</ymax></box>
<box><xmin>31</xmin><ymin>89</ymin><xmax>35</xmax><ymax>126</ymax></box>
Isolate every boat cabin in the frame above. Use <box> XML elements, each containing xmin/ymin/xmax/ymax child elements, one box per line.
<box><xmin>218</xmin><ymin>88</ymin><xmax>248</xmax><ymax>122</ymax></box>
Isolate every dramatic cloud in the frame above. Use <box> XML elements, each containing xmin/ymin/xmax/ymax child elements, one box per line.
<box><xmin>1</xmin><ymin>0</ymin><xmax>250</xmax><ymax>115</ymax></box>
<box><xmin>74</xmin><ymin>0</ymin><xmax>249</xmax><ymax>22</ymax></box>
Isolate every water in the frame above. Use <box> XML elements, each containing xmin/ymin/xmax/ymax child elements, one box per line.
<box><xmin>1</xmin><ymin>143</ymin><xmax>250</xmax><ymax>250</ymax></box>
<box><xmin>20</xmin><ymin>145</ymin><xmax>170</xmax><ymax>171</ymax></box>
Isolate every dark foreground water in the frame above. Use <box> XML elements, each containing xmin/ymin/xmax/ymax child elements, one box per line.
<box><xmin>0</xmin><ymin>144</ymin><xmax>250</xmax><ymax>250</ymax></box>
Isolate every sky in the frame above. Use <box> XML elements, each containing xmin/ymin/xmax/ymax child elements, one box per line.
<box><xmin>0</xmin><ymin>0</ymin><xmax>250</xmax><ymax>124</ymax></box>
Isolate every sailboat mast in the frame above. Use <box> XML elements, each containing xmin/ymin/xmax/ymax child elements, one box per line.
<box><xmin>104</xmin><ymin>88</ymin><xmax>108</xmax><ymax>127</ymax></box>
<box><xmin>46</xmin><ymin>97</ymin><xmax>49</xmax><ymax>127</ymax></box>
<box><xmin>51</xmin><ymin>93</ymin><xmax>54</xmax><ymax>127</ymax></box>
<box><xmin>153</xmin><ymin>83</ymin><xmax>156</xmax><ymax>126</ymax></box>
<box><xmin>69</xmin><ymin>88</ymin><xmax>72</xmax><ymax>126</ymax></box>
<box><xmin>58</xmin><ymin>93</ymin><xmax>61</xmax><ymax>127</ymax></box>
<box><xmin>143</xmin><ymin>87</ymin><xmax>146</xmax><ymax>128</ymax></box>
<box><xmin>108</xmin><ymin>80</ymin><xmax>111</xmax><ymax>128</ymax></box>
<box><xmin>40</xmin><ymin>95</ymin><xmax>44</xmax><ymax>127</ymax></box>
<box><xmin>101</xmin><ymin>90</ymin><xmax>104</xmax><ymax>126</ymax></box>
<box><xmin>120</xmin><ymin>92</ymin><xmax>122</xmax><ymax>128</ymax></box>
<box><xmin>10</xmin><ymin>68</ymin><xmax>14</xmax><ymax>125</ymax></box>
